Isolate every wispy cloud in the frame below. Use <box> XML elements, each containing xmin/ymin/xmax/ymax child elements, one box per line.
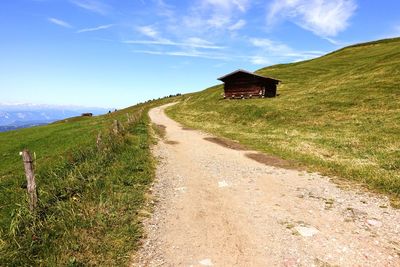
<box><xmin>136</xmin><ymin>25</ymin><xmax>160</xmax><ymax>39</ymax></box>
<box><xmin>249</xmin><ymin>56</ymin><xmax>270</xmax><ymax>65</ymax></box>
<box><xmin>70</xmin><ymin>0</ymin><xmax>110</xmax><ymax>15</ymax></box>
<box><xmin>123</xmin><ymin>2</ymin><xmax>327</xmax><ymax>66</ymax></box>
<box><xmin>133</xmin><ymin>25</ymin><xmax>224</xmax><ymax>49</ymax></box>
<box><xmin>129</xmin><ymin>37</ymin><xmax>323</xmax><ymax>64</ymax></box>
<box><xmin>202</xmin><ymin>0</ymin><xmax>250</xmax><ymax>12</ymax></box>
<box><xmin>228</xmin><ymin>19</ymin><xmax>246</xmax><ymax>30</ymax></box>
<box><xmin>206</xmin><ymin>15</ymin><xmax>231</xmax><ymax>28</ymax></box>
<box><xmin>187</xmin><ymin>37</ymin><xmax>225</xmax><ymax>49</ymax></box>
<box><xmin>48</xmin><ymin>17</ymin><xmax>72</xmax><ymax>28</ymax></box>
<box><xmin>155</xmin><ymin>0</ymin><xmax>176</xmax><ymax>19</ymax></box>
<box><xmin>321</xmin><ymin>36</ymin><xmax>351</xmax><ymax>46</ymax></box>
<box><xmin>127</xmin><ymin>20</ymin><xmax>228</xmax><ymax>60</ymax></box>
<box><xmin>250</xmin><ymin>38</ymin><xmax>325</xmax><ymax>56</ymax></box>
<box><xmin>322</xmin><ymin>37</ymin><xmax>342</xmax><ymax>45</ymax></box>
<box><xmin>77</xmin><ymin>24</ymin><xmax>114</xmax><ymax>33</ymax></box>
<box><xmin>181</xmin><ymin>0</ymin><xmax>251</xmax><ymax>32</ymax></box>
<box><xmin>249</xmin><ymin>38</ymin><xmax>325</xmax><ymax>64</ymax></box>
<box><xmin>250</xmin><ymin>38</ymin><xmax>292</xmax><ymax>54</ymax></box>
<box><xmin>267</xmin><ymin>0</ymin><xmax>357</xmax><ymax>37</ymax></box>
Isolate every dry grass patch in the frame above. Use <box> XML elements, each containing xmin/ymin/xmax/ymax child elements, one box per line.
<box><xmin>164</xmin><ymin>140</ymin><xmax>179</xmax><ymax>145</ymax></box>
<box><xmin>181</xmin><ymin>127</ymin><xmax>195</xmax><ymax>131</ymax></box>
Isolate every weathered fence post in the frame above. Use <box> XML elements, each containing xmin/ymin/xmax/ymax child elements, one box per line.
<box><xmin>20</xmin><ymin>150</ymin><xmax>38</xmax><ymax>211</ymax></box>
<box><xmin>113</xmin><ymin>120</ymin><xmax>119</xmax><ymax>134</ymax></box>
<box><xmin>96</xmin><ymin>132</ymin><xmax>102</xmax><ymax>149</ymax></box>
<box><xmin>112</xmin><ymin>120</ymin><xmax>124</xmax><ymax>135</ymax></box>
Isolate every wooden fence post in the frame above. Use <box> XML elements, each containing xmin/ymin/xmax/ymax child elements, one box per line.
<box><xmin>113</xmin><ymin>120</ymin><xmax>124</xmax><ymax>135</ymax></box>
<box><xmin>96</xmin><ymin>132</ymin><xmax>102</xmax><ymax>149</ymax></box>
<box><xmin>113</xmin><ymin>120</ymin><xmax>119</xmax><ymax>134</ymax></box>
<box><xmin>20</xmin><ymin>150</ymin><xmax>38</xmax><ymax>211</ymax></box>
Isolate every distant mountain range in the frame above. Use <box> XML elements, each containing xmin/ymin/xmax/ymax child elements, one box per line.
<box><xmin>0</xmin><ymin>103</ymin><xmax>111</xmax><ymax>132</ymax></box>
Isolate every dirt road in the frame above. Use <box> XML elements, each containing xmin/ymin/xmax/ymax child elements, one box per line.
<box><xmin>133</xmin><ymin>104</ymin><xmax>400</xmax><ymax>266</ymax></box>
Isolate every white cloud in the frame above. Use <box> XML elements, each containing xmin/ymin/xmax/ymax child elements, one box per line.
<box><xmin>322</xmin><ymin>37</ymin><xmax>343</xmax><ymax>45</ymax></box>
<box><xmin>70</xmin><ymin>0</ymin><xmax>109</xmax><ymax>15</ymax></box>
<box><xmin>133</xmin><ymin>25</ymin><xmax>224</xmax><ymax>49</ymax></box>
<box><xmin>250</xmin><ymin>38</ymin><xmax>292</xmax><ymax>54</ymax></box>
<box><xmin>267</xmin><ymin>0</ymin><xmax>357</xmax><ymax>37</ymax></box>
<box><xmin>136</xmin><ymin>25</ymin><xmax>160</xmax><ymax>39</ymax></box>
<box><xmin>130</xmin><ymin>37</ymin><xmax>323</xmax><ymax>65</ymax></box>
<box><xmin>206</xmin><ymin>15</ymin><xmax>231</xmax><ymax>28</ymax></box>
<box><xmin>181</xmin><ymin>0</ymin><xmax>251</xmax><ymax>31</ymax></box>
<box><xmin>249</xmin><ymin>38</ymin><xmax>325</xmax><ymax>65</ymax></box>
<box><xmin>186</xmin><ymin>37</ymin><xmax>212</xmax><ymax>46</ymax></box>
<box><xmin>154</xmin><ymin>0</ymin><xmax>176</xmax><ymax>19</ymax></box>
<box><xmin>122</xmin><ymin>1</ymin><xmax>330</xmax><ymax>66</ymax></box>
<box><xmin>250</xmin><ymin>56</ymin><xmax>270</xmax><ymax>65</ymax></box>
<box><xmin>185</xmin><ymin>37</ymin><xmax>223</xmax><ymax>48</ymax></box>
<box><xmin>48</xmin><ymin>18</ymin><xmax>72</xmax><ymax>28</ymax></box>
<box><xmin>228</xmin><ymin>19</ymin><xmax>246</xmax><ymax>30</ymax></box>
<box><xmin>77</xmin><ymin>24</ymin><xmax>114</xmax><ymax>33</ymax></box>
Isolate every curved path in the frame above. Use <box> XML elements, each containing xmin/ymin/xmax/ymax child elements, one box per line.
<box><xmin>133</xmin><ymin>103</ymin><xmax>400</xmax><ymax>267</ymax></box>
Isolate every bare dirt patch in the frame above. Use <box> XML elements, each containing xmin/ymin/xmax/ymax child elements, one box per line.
<box><xmin>245</xmin><ymin>152</ymin><xmax>301</xmax><ymax>170</ymax></box>
<box><xmin>204</xmin><ymin>137</ymin><xmax>248</xmax><ymax>151</ymax></box>
<box><xmin>181</xmin><ymin>127</ymin><xmax>195</xmax><ymax>131</ymax></box>
<box><xmin>164</xmin><ymin>140</ymin><xmax>179</xmax><ymax>145</ymax></box>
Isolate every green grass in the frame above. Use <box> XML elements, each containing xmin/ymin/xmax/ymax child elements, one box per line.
<box><xmin>167</xmin><ymin>37</ymin><xmax>400</xmax><ymax>199</ymax></box>
<box><xmin>0</xmin><ymin>98</ymin><xmax>177</xmax><ymax>265</ymax></box>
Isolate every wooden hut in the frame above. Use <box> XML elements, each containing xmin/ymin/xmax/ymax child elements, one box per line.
<box><xmin>218</xmin><ymin>69</ymin><xmax>280</xmax><ymax>99</ymax></box>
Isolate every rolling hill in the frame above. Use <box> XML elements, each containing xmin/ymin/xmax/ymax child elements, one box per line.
<box><xmin>167</xmin><ymin>37</ymin><xmax>400</xmax><ymax>198</ymax></box>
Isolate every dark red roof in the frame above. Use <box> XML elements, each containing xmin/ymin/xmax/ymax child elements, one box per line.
<box><xmin>218</xmin><ymin>69</ymin><xmax>280</xmax><ymax>83</ymax></box>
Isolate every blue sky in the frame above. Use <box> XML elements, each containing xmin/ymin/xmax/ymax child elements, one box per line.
<box><xmin>1</xmin><ymin>0</ymin><xmax>399</xmax><ymax>108</ymax></box>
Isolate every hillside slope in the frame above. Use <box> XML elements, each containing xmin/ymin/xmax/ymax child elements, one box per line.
<box><xmin>0</xmin><ymin>97</ymin><xmax>176</xmax><ymax>265</ymax></box>
<box><xmin>167</xmin><ymin>37</ymin><xmax>400</xmax><ymax>197</ymax></box>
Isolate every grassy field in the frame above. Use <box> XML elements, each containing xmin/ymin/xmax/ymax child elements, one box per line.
<box><xmin>0</xmin><ymin>98</ymin><xmax>176</xmax><ymax>265</ymax></box>
<box><xmin>167</xmin><ymin>37</ymin><xmax>400</xmax><ymax>200</ymax></box>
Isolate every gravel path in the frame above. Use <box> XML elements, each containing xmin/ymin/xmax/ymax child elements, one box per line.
<box><xmin>132</xmin><ymin>103</ymin><xmax>400</xmax><ymax>267</ymax></box>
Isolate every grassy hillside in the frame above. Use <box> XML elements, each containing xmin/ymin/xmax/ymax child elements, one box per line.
<box><xmin>167</xmin><ymin>37</ymin><xmax>400</xmax><ymax>199</ymax></box>
<box><xmin>0</xmin><ymin>97</ymin><xmax>176</xmax><ymax>265</ymax></box>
